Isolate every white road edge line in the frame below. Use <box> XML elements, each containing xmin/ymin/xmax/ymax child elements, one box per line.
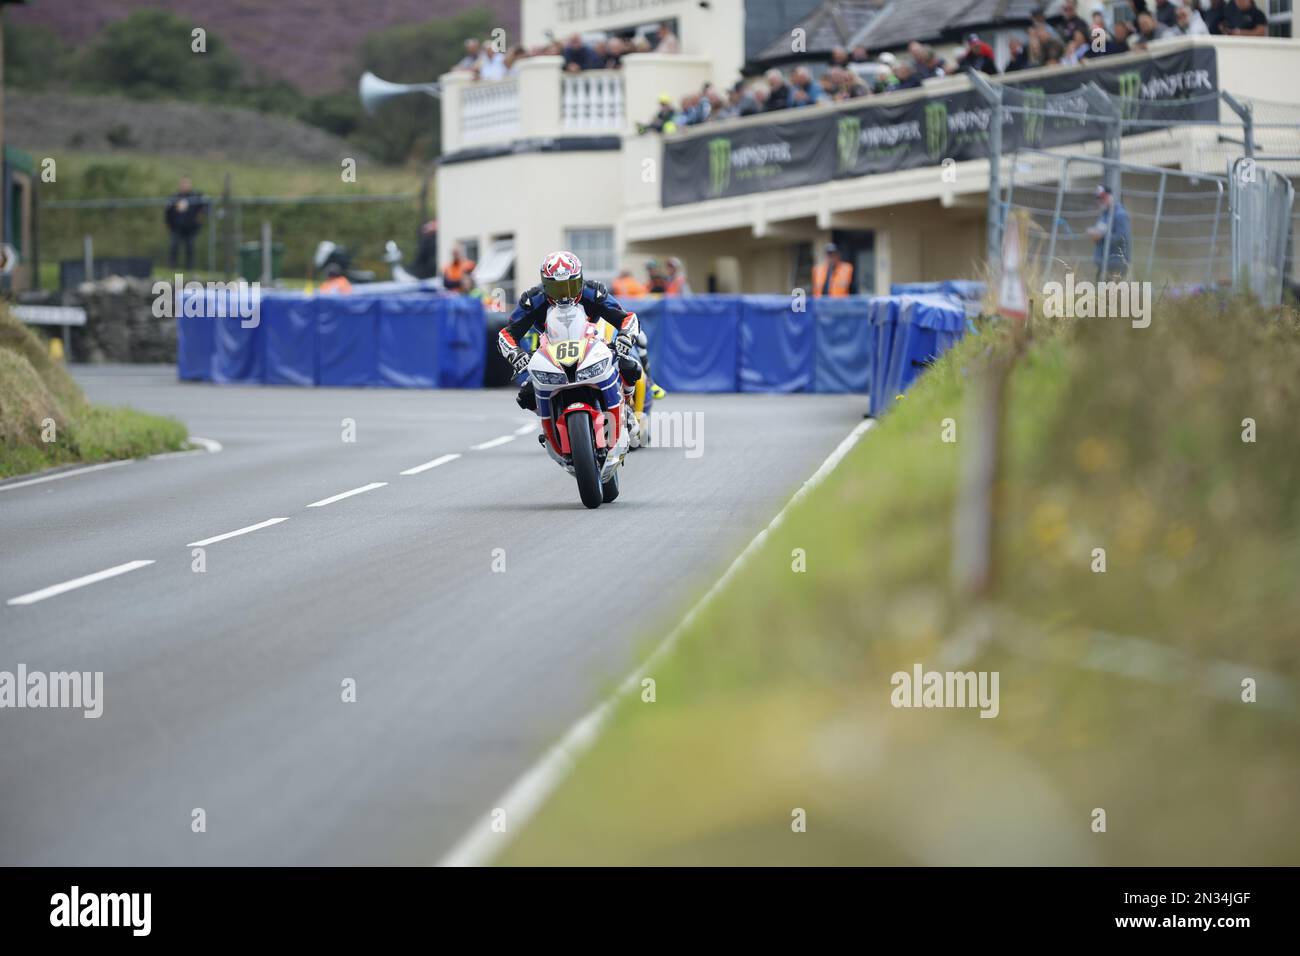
<box><xmin>513</xmin><ymin>423</ymin><xmax>538</xmax><ymax>435</ymax></box>
<box><xmin>188</xmin><ymin>436</ymin><xmax>223</xmax><ymax>453</ymax></box>
<box><xmin>306</xmin><ymin>482</ymin><xmax>388</xmax><ymax>508</ymax></box>
<box><xmin>401</xmin><ymin>454</ymin><xmax>461</xmax><ymax>476</ymax></box>
<box><xmin>0</xmin><ymin>459</ymin><xmax>133</xmax><ymax>492</ymax></box>
<box><xmin>187</xmin><ymin>517</ymin><xmax>290</xmax><ymax>547</ymax></box>
<box><xmin>7</xmin><ymin>560</ymin><xmax>156</xmax><ymax>607</ymax></box>
<box><xmin>436</xmin><ymin>418</ymin><xmax>876</xmax><ymax>867</ymax></box>
<box><xmin>471</xmin><ymin>435</ymin><xmax>515</xmax><ymax>450</ymax></box>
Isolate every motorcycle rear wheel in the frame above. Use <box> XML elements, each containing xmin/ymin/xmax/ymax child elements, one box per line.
<box><xmin>568</xmin><ymin>414</ymin><xmax>604</xmax><ymax>509</ymax></box>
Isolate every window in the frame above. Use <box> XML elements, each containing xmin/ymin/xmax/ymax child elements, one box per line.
<box><xmin>1268</xmin><ymin>0</ymin><xmax>1292</xmax><ymax>37</ymax></box>
<box><xmin>563</xmin><ymin>227</ymin><xmax>616</xmax><ymax>283</ymax></box>
<box><xmin>457</xmin><ymin>238</ymin><xmax>480</xmax><ymax>264</ymax></box>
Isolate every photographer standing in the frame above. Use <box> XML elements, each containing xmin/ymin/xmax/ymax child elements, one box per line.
<box><xmin>164</xmin><ymin>177</ymin><xmax>206</xmax><ymax>270</ymax></box>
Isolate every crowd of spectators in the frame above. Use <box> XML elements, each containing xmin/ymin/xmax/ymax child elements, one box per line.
<box><xmin>451</xmin><ymin>20</ymin><xmax>681</xmax><ymax>81</ymax></box>
<box><xmin>635</xmin><ymin>0</ymin><xmax>1272</xmax><ymax>134</ymax></box>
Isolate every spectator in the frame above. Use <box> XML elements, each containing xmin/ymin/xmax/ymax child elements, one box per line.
<box><xmin>958</xmin><ymin>34</ymin><xmax>998</xmax><ymax>75</ymax></box>
<box><xmin>764</xmin><ymin>68</ymin><xmax>793</xmax><ymax>111</ymax></box>
<box><xmin>1131</xmin><ymin>11</ymin><xmax>1165</xmax><ymax>48</ymax></box>
<box><xmin>563</xmin><ymin>34</ymin><xmax>600</xmax><ymax>72</ymax></box>
<box><xmin>164</xmin><ymin>176</ymin><xmax>206</xmax><ymax>270</ymax></box>
<box><xmin>646</xmin><ymin>260</ymin><xmax>668</xmax><ymax>294</ymax></box>
<box><xmin>790</xmin><ymin>66</ymin><xmax>822</xmax><ymax>106</ymax></box>
<box><xmin>850</xmin><ymin>46</ymin><xmax>871</xmax><ymax>64</ymax></box>
<box><xmin>504</xmin><ymin>46</ymin><xmax>527</xmax><ymax>75</ymax></box>
<box><xmin>638</xmin><ymin>93</ymin><xmax>679</xmax><ymax>134</ymax></box>
<box><xmin>812</xmin><ymin>243</ymin><xmax>856</xmax><ymax>297</ymax></box>
<box><xmin>632</xmin><ymin>35</ymin><xmax>653</xmax><ymax>54</ymax></box>
<box><xmin>751</xmin><ymin>84</ymin><xmax>771</xmax><ymax>110</ymax></box>
<box><xmin>663</xmin><ymin>257</ymin><xmax>691</xmax><ymax>295</ymax></box>
<box><xmin>456</xmin><ymin>38</ymin><xmax>481</xmax><ymax>71</ymax></box>
<box><xmin>1153</xmin><ymin>0</ymin><xmax>1180</xmax><ymax>29</ymax></box>
<box><xmin>1031</xmin><ymin>7</ymin><xmax>1062</xmax><ymax>42</ymax></box>
<box><xmin>908</xmin><ymin>41</ymin><xmax>946</xmax><ymax>79</ymax></box>
<box><xmin>1203</xmin><ymin>0</ymin><xmax>1230</xmax><ymax>34</ymax></box>
<box><xmin>411</xmin><ymin>220</ymin><xmax>439</xmax><ymax>280</ymax></box>
<box><xmin>655</xmin><ymin>21</ymin><xmax>681</xmax><ymax>54</ymax></box>
<box><xmin>1112</xmin><ymin>18</ymin><xmax>1134</xmax><ymax>52</ymax></box>
<box><xmin>1088</xmin><ymin>185</ymin><xmax>1131</xmax><ymax>280</ymax></box>
<box><xmin>893</xmin><ymin>61</ymin><xmax>922</xmax><ymax>90</ymax></box>
<box><xmin>829</xmin><ymin>46</ymin><xmax>850</xmax><ymax>69</ymax></box>
<box><xmin>1222</xmin><ymin>0</ymin><xmax>1269</xmax><ymax>35</ymax></box>
<box><xmin>442</xmin><ymin>244</ymin><xmax>475</xmax><ymax>293</ymax></box>
<box><xmin>1058</xmin><ymin>1</ymin><xmax>1090</xmax><ymax>42</ymax></box>
<box><xmin>1041</xmin><ymin>36</ymin><xmax>1066</xmax><ymax>64</ymax></box>
<box><xmin>1005</xmin><ymin>37</ymin><xmax>1032</xmax><ymax>71</ymax></box>
<box><xmin>478</xmin><ymin>43</ymin><xmax>508</xmax><ymax>80</ymax></box>
<box><xmin>1065</xmin><ymin>26</ymin><xmax>1093</xmax><ymax>63</ymax></box>
<box><xmin>603</xmin><ymin>37</ymin><xmax>627</xmax><ymax>68</ymax></box>
<box><xmin>1171</xmin><ymin>3</ymin><xmax>1211</xmax><ymax>34</ymax></box>
<box><xmin>612</xmin><ymin>269</ymin><xmax>648</xmax><ymax>298</ymax></box>
<box><xmin>319</xmin><ymin>262</ymin><xmax>352</xmax><ymax>294</ymax></box>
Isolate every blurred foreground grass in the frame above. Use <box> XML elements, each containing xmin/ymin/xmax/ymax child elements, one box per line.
<box><xmin>0</xmin><ymin>307</ymin><xmax>187</xmax><ymax>478</ymax></box>
<box><xmin>502</xmin><ymin>296</ymin><xmax>1300</xmax><ymax>865</ymax></box>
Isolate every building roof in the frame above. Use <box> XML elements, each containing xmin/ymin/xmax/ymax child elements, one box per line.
<box><xmin>849</xmin><ymin>0</ymin><xmax>1041</xmax><ymax>51</ymax></box>
<box><xmin>756</xmin><ymin>0</ymin><xmax>887</xmax><ymax>62</ymax></box>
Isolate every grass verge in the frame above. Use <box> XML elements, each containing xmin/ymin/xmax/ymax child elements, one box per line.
<box><xmin>500</xmin><ymin>295</ymin><xmax>1300</xmax><ymax>865</ymax></box>
<box><xmin>0</xmin><ymin>307</ymin><xmax>187</xmax><ymax>479</ymax></box>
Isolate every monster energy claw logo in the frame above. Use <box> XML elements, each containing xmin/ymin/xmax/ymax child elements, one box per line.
<box><xmin>1116</xmin><ymin>71</ymin><xmax>1141</xmax><ymax>121</ymax></box>
<box><xmin>925</xmin><ymin>102</ymin><xmax>948</xmax><ymax>159</ymax></box>
<box><xmin>708</xmin><ymin>138</ymin><xmax>732</xmax><ymax>196</ymax></box>
<box><xmin>1022</xmin><ymin>87</ymin><xmax>1045</xmax><ymax>146</ymax></box>
<box><xmin>837</xmin><ymin>116</ymin><xmax>861</xmax><ymax>171</ymax></box>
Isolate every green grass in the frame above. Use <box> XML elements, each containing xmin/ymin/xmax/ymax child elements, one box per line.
<box><xmin>499</xmin><ymin>296</ymin><xmax>1300</xmax><ymax>866</ymax></box>
<box><xmin>0</xmin><ymin>308</ymin><xmax>188</xmax><ymax>479</ymax></box>
<box><xmin>34</xmin><ymin>151</ymin><xmax>426</xmax><ymax>281</ymax></box>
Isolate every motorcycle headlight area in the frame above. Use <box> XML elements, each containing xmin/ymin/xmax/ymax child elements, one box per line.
<box><xmin>576</xmin><ymin>357</ymin><xmax>612</xmax><ymax>381</ymax></box>
<box><xmin>532</xmin><ymin>369</ymin><xmax>568</xmax><ymax>386</ymax></box>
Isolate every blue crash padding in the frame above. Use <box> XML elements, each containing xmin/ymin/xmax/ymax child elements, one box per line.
<box><xmin>655</xmin><ymin>296</ymin><xmax>740</xmax><ymax>393</ymax></box>
<box><xmin>738</xmin><ymin>296</ymin><xmax>815</xmax><ymax>393</ymax></box>
<box><xmin>438</xmin><ymin>295</ymin><xmax>488</xmax><ymax>388</ymax></box>
<box><xmin>317</xmin><ymin>296</ymin><xmax>381</xmax><ymax>387</ymax></box>
<box><xmin>262</xmin><ymin>295</ymin><xmax>317</xmax><ymax>386</ymax></box>
<box><xmin>882</xmin><ymin>294</ymin><xmax>966</xmax><ymax>405</ymax></box>
<box><xmin>377</xmin><ymin>295</ymin><xmax>440</xmax><ymax>388</ymax></box>
<box><xmin>811</xmin><ymin>297</ymin><xmax>873</xmax><ymax>394</ymax></box>
<box><xmin>176</xmin><ymin>302</ymin><xmax>215</xmax><ymax>382</ymax></box>
<box><xmin>210</xmin><ymin>285</ymin><xmax>264</xmax><ymax>385</ymax></box>
<box><xmin>868</xmin><ymin>296</ymin><xmax>904</xmax><ymax>416</ymax></box>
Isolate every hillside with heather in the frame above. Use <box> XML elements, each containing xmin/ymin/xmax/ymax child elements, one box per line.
<box><xmin>6</xmin><ymin>0</ymin><xmax>519</xmax><ymax>93</ymax></box>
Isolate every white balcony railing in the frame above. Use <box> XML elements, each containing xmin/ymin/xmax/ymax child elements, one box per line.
<box><xmin>461</xmin><ymin>77</ymin><xmax>521</xmax><ymax>145</ymax></box>
<box><xmin>561</xmin><ymin>71</ymin><xmax>625</xmax><ymax>131</ymax></box>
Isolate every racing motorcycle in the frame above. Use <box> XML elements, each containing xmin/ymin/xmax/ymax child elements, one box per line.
<box><xmin>527</xmin><ymin>302</ymin><xmax>631</xmax><ymax>509</ymax></box>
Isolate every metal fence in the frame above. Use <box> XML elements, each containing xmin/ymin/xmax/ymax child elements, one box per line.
<box><xmin>35</xmin><ymin>190</ymin><xmax>424</xmax><ymax>286</ymax></box>
<box><xmin>982</xmin><ymin>77</ymin><xmax>1300</xmax><ymax>303</ymax></box>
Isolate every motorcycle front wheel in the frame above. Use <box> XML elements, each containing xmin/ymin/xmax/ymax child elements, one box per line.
<box><xmin>568</xmin><ymin>414</ymin><xmax>604</xmax><ymax>509</ymax></box>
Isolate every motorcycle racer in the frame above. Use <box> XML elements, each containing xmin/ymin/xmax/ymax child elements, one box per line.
<box><xmin>499</xmin><ymin>252</ymin><xmax>643</xmax><ymax>423</ymax></box>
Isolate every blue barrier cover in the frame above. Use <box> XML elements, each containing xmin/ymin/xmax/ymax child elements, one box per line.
<box><xmin>377</xmin><ymin>296</ymin><xmax>439</xmax><ymax>388</ymax></box>
<box><xmin>317</xmin><ymin>296</ymin><xmax>381</xmax><ymax>387</ymax></box>
<box><xmin>438</xmin><ymin>296</ymin><xmax>488</xmax><ymax>388</ymax></box>
<box><xmin>656</xmin><ymin>296</ymin><xmax>739</xmax><ymax>393</ymax></box>
<box><xmin>176</xmin><ymin>310</ymin><xmax>215</xmax><ymax>381</ymax></box>
<box><xmin>868</xmin><ymin>297</ymin><xmax>903</xmax><ymax>415</ymax></box>
<box><xmin>263</xmin><ymin>295</ymin><xmax>317</xmax><ymax>386</ymax></box>
<box><xmin>212</xmin><ymin>300</ymin><xmax>263</xmax><ymax>385</ymax></box>
<box><xmin>812</xmin><ymin>297</ymin><xmax>873</xmax><ymax>394</ymax></box>
<box><xmin>883</xmin><ymin>295</ymin><xmax>965</xmax><ymax>403</ymax></box>
<box><xmin>739</xmin><ymin>296</ymin><xmax>814</xmax><ymax>393</ymax></box>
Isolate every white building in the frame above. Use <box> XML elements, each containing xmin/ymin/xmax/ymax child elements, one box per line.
<box><xmin>436</xmin><ymin>1</ymin><xmax>1300</xmax><ymax>298</ymax></box>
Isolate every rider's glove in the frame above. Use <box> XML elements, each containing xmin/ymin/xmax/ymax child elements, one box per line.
<box><xmin>615</xmin><ymin>332</ymin><xmax>634</xmax><ymax>358</ymax></box>
<box><xmin>509</xmin><ymin>349</ymin><xmax>530</xmax><ymax>375</ymax></box>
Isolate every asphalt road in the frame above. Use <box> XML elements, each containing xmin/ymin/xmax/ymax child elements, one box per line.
<box><xmin>0</xmin><ymin>366</ymin><xmax>863</xmax><ymax>864</ymax></box>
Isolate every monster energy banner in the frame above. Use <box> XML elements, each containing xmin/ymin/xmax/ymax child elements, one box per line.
<box><xmin>663</xmin><ymin>47</ymin><xmax>1218</xmax><ymax>207</ymax></box>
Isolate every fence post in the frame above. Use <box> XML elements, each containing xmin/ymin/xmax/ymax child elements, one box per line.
<box><xmin>970</xmin><ymin>72</ymin><xmax>1004</xmax><ymax>267</ymax></box>
<box><xmin>260</xmin><ymin>220</ymin><xmax>272</xmax><ymax>286</ymax></box>
<box><xmin>82</xmin><ymin>234</ymin><xmax>94</xmax><ymax>285</ymax></box>
<box><xmin>1081</xmin><ymin>83</ymin><xmax>1121</xmax><ymax>194</ymax></box>
<box><xmin>1221</xmin><ymin>91</ymin><xmax>1255</xmax><ymax>159</ymax></box>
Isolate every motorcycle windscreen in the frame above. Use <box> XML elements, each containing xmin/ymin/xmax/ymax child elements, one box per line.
<box><xmin>545</xmin><ymin>303</ymin><xmax>588</xmax><ymax>343</ymax></box>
